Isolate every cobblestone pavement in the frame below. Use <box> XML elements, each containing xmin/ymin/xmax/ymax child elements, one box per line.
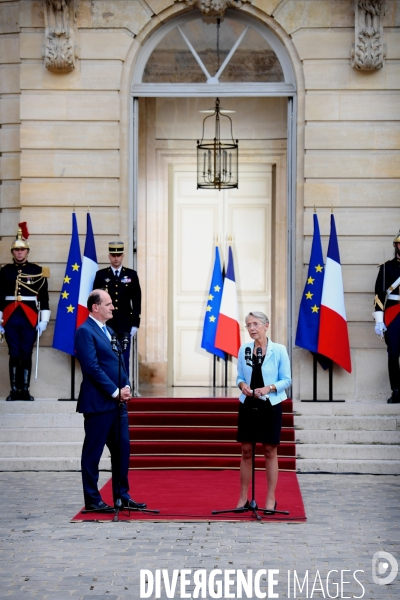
<box><xmin>0</xmin><ymin>472</ymin><xmax>398</xmax><ymax>599</ymax></box>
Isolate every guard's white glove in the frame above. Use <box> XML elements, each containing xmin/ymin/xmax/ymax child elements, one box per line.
<box><xmin>130</xmin><ymin>326</ymin><xmax>138</xmax><ymax>337</ymax></box>
<box><xmin>374</xmin><ymin>322</ymin><xmax>387</xmax><ymax>337</ymax></box>
<box><xmin>36</xmin><ymin>321</ymin><xmax>48</xmax><ymax>336</ymax></box>
<box><xmin>372</xmin><ymin>311</ymin><xmax>387</xmax><ymax>339</ymax></box>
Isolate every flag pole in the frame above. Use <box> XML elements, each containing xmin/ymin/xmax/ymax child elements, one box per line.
<box><xmin>313</xmin><ymin>353</ymin><xmax>317</xmax><ymax>401</ymax></box>
<box><xmin>213</xmin><ymin>355</ymin><xmax>216</xmax><ymax>388</ymax></box>
<box><xmin>58</xmin><ymin>356</ymin><xmax>76</xmax><ymax>401</ymax></box>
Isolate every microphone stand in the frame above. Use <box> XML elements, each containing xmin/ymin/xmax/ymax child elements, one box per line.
<box><xmin>111</xmin><ymin>333</ymin><xmax>159</xmax><ymax>521</ymax></box>
<box><xmin>212</xmin><ymin>349</ymin><xmax>289</xmax><ymax>521</ymax></box>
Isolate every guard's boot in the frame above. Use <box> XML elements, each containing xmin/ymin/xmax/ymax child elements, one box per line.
<box><xmin>6</xmin><ymin>357</ymin><xmax>20</xmax><ymax>401</ymax></box>
<box><xmin>387</xmin><ymin>390</ymin><xmax>400</xmax><ymax>404</ymax></box>
<box><xmin>20</xmin><ymin>358</ymin><xmax>34</xmax><ymax>401</ymax></box>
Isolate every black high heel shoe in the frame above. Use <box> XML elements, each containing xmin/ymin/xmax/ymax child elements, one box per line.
<box><xmin>263</xmin><ymin>501</ymin><xmax>277</xmax><ymax>515</ymax></box>
<box><xmin>237</xmin><ymin>500</ymin><xmax>250</xmax><ymax>510</ymax></box>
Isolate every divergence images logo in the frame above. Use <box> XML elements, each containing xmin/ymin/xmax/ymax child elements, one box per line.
<box><xmin>372</xmin><ymin>551</ymin><xmax>398</xmax><ymax>585</ymax></box>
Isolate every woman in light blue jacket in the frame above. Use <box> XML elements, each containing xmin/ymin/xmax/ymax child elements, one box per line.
<box><xmin>236</xmin><ymin>311</ymin><xmax>291</xmax><ymax>512</ymax></box>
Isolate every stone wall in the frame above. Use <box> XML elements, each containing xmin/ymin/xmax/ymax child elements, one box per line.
<box><xmin>0</xmin><ymin>0</ymin><xmax>399</xmax><ymax>399</ymax></box>
<box><xmin>285</xmin><ymin>0</ymin><xmax>400</xmax><ymax>399</ymax></box>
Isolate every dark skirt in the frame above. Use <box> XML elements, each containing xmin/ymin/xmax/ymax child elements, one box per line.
<box><xmin>236</xmin><ymin>397</ymin><xmax>283</xmax><ymax>445</ymax></box>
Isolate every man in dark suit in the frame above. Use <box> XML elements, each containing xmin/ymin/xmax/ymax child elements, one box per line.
<box><xmin>92</xmin><ymin>241</ymin><xmax>141</xmax><ymax>375</ymax></box>
<box><xmin>74</xmin><ymin>289</ymin><xmax>146</xmax><ymax>513</ymax></box>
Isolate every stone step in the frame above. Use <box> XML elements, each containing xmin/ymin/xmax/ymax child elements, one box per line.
<box><xmin>297</xmin><ymin>444</ymin><xmax>400</xmax><ymax>461</ymax></box>
<box><xmin>1</xmin><ymin>428</ymin><xmax>398</xmax><ymax>445</ymax></box>
<box><xmin>0</xmin><ymin>414</ymin><xmax>83</xmax><ymax>428</ymax></box>
<box><xmin>0</xmin><ymin>400</ymin><xmax>78</xmax><ymax>414</ymax></box>
<box><xmin>296</xmin><ymin>430</ymin><xmax>400</xmax><ymax>444</ymax></box>
<box><xmin>293</xmin><ymin>400</ymin><xmax>400</xmax><ymax>416</ymax></box>
<box><xmin>297</xmin><ymin>459</ymin><xmax>400</xmax><ymax>475</ymax></box>
<box><xmin>295</xmin><ymin>415</ymin><xmax>399</xmax><ymax>431</ymax></box>
<box><xmin>0</xmin><ymin>428</ymin><xmax>84</xmax><ymax>443</ymax></box>
<box><xmin>3</xmin><ymin>414</ymin><xmax>397</xmax><ymax>431</ymax></box>
<box><xmin>0</xmin><ymin>442</ymin><xmax>85</xmax><ymax>458</ymax></box>
<box><xmin>0</xmin><ymin>457</ymin><xmax>110</xmax><ymax>471</ymax></box>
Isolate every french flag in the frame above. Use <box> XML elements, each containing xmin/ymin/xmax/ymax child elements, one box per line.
<box><xmin>318</xmin><ymin>214</ymin><xmax>351</xmax><ymax>373</ymax></box>
<box><xmin>215</xmin><ymin>246</ymin><xmax>241</xmax><ymax>358</ymax></box>
<box><xmin>77</xmin><ymin>213</ymin><xmax>98</xmax><ymax>328</ymax></box>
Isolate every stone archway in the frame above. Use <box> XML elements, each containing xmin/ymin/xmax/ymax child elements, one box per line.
<box><xmin>118</xmin><ymin>5</ymin><xmax>305</xmax><ymax>387</ymax></box>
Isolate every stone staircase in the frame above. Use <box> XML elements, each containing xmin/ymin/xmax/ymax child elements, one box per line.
<box><xmin>0</xmin><ymin>399</ymin><xmax>399</xmax><ymax>474</ymax></box>
<box><xmin>0</xmin><ymin>400</ymin><xmax>110</xmax><ymax>471</ymax></box>
<box><xmin>294</xmin><ymin>400</ymin><xmax>400</xmax><ymax>474</ymax></box>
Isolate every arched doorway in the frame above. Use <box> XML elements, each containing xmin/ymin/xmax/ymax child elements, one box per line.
<box><xmin>130</xmin><ymin>11</ymin><xmax>297</xmax><ymax>387</ymax></box>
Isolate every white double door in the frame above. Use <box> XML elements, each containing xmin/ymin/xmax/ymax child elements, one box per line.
<box><xmin>171</xmin><ymin>164</ymin><xmax>272</xmax><ymax>386</ymax></box>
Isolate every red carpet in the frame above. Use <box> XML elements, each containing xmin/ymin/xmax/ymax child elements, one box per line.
<box><xmin>72</xmin><ymin>470</ymin><xmax>306</xmax><ymax>522</ymax></box>
<box><xmin>128</xmin><ymin>398</ymin><xmax>296</xmax><ymax>471</ymax></box>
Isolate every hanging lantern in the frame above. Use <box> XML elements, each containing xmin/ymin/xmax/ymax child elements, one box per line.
<box><xmin>197</xmin><ymin>98</ymin><xmax>238</xmax><ymax>191</ymax></box>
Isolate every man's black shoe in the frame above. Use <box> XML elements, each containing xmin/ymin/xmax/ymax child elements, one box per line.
<box><xmin>121</xmin><ymin>498</ymin><xmax>147</xmax><ymax>510</ymax></box>
<box><xmin>387</xmin><ymin>390</ymin><xmax>400</xmax><ymax>404</ymax></box>
<box><xmin>84</xmin><ymin>500</ymin><xmax>115</xmax><ymax>513</ymax></box>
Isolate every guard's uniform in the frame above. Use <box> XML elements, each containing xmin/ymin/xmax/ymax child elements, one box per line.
<box><xmin>0</xmin><ymin>224</ymin><xmax>50</xmax><ymax>401</ymax></box>
<box><xmin>92</xmin><ymin>266</ymin><xmax>141</xmax><ymax>335</ymax></box>
<box><xmin>92</xmin><ymin>265</ymin><xmax>141</xmax><ymax>373</ymax></box>
<box><xmin>0</xmin><ymin>261</ymin><xmax>50</xmax><ymax>357</ymax></box>
<box><xmin>374</xmin><ymin>256</ymin><xmax>400</xmax><ymax>400</ymax></box>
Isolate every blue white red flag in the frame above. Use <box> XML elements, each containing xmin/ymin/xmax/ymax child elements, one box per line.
<box><xmin>201</xmin><ymin>246</ymin><xmax>225</xmax><ymax>359</ymax></box>
<box><xmin>295</xmin><ymin>213</ymin><xmax>325</xmax><ymax>353</ymax></box>
<box><xmin>77</xmin><ymin>213</ymin><xmax>98</xmax><ymax>328</ymax></box>
<box><xmin>52</xmin><ymin>213</ymin><xmax>82</xmax><ymax>355</ymax></box>
<box><xmin>215</xmin><ymin>245</ymin><xmax>241</xmax><ymax>358</ymax></box>
<box><xmin>318</xmin><ymin>214</ymin><xmax>352</xmax><ymax>373</ymax></box>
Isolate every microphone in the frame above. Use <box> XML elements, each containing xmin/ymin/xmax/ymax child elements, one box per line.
<box><xmin>245</xmin><ymin>347</ymin><xmax>252</xmax><ymax>366</ymax></box>
<box><xmin>257</xmin><ymin>347</ymin><xmax>262</xmax><ymax>365</ymax></box>
<box><xmin>111</xmin><ymin>334</ymin><xmax>118</xmax><ymax>352</ymax></box>
<box><xmin>122</xmin><ymin>332</ymin><xmax>130</xmax><ymax>351</ymax></box>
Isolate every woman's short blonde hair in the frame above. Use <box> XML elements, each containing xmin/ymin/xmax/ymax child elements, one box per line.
<box><xmin>245</xmin><ymin>311</ymin><xmax>269</xmax><ymax>325</ymax></box>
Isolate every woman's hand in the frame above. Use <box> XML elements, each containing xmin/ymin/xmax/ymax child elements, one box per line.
<box><xmin>239</xmin><ymin>383</ymin><xmax>253</xmax><ymax>397</ymax></box>
<box><xmin>254</xmin><ymin>386</ymin><xmax>274</xmax><ymax>397</ymax></box>
<box><xmin>253</xmin><ymin>387</ymin><xmax>266</xmax><ymax>397</ymax></box>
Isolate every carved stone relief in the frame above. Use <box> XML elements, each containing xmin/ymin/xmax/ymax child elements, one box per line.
<box><xmin>43</xmin><ymin>0</ymin><xmax>79</xmax><ymax>73</ymax></box>
<box><xmin>351</xmin><ymin>0</ymin><xmax>386</xmax><ymax>70</ymax></box>
<box><xmin>180</xmin><ymin>0</ymin><xmax>251</xmax><ymax>17</ymax></box>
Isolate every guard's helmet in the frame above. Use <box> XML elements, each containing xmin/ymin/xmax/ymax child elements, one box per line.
<box><xmin>11</xmin><ymin>222</ymin><xmax>30</xmax><ymax>251</ymax></box>
<box><xmin>393</xmin><ymin>230</ymin><xmax>400</xmax><ymax>245</ymax></box>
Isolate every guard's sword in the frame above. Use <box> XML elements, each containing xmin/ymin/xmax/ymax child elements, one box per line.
<box><xmin>35</xmin><ymin>301</ymin><xmax>40</xmax><ymax>381</ymax></box>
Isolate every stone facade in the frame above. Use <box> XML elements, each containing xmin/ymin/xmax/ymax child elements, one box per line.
<box><xmin>0</xmin><ymin>0</ymin><xmax>399</xmax><ymax>401</ymax></box>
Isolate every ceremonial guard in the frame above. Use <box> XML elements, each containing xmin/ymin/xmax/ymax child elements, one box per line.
<box><xmin>373</xmin><ymin>230</ymin><xmax>400</xmax><ymax>403</ymax></box>
<box><xmin>92</xmin><ymin>241</ymin><xmax>141</xmax><ymax>374</ymax></box>
<box><xmin>0</xmin><ymin>224</ymin><xmax>50</xmax><ymax>401</ymax></box>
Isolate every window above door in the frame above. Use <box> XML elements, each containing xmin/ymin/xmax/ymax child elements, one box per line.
<box><xmin>132</xmin><ymin>11</ymin><xmax>296</xmax><ymax>97</ymax></box>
